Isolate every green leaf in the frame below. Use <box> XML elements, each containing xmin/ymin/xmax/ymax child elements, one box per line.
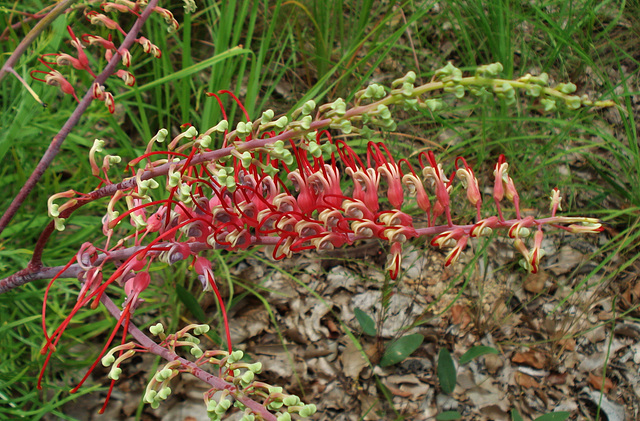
<box><xmin>511</xmin><ymin>409</ymin><xmax>524</xmax><ymax>421</ymax></box>
<box><xmin>533</xmin><ymin>412</ymin><xmax>571</xmax><ymax>421</ymax></box>
<box><xmin>175</xmin><ymin>284</ymin><xmax>206</xmax><ymax>323</ymax></box>
<box><xmin>437</xmin><ymin>348</ymin><xmax>456</xmax><ymax>394</ymax></box>
<box><xmin>436</xmin><ymin>411</ymin><xmax>462</xmax><ymax>420</ymax></box>
<box><xmin>459</xmin><ymin>345</ymin><xmax>499</xmax><ymax>364</ymax></box>
<box><xmin>354</xmin><ymin>308</ymin><xmax>376</xmax><ymax>336</ymax></box>
<box><xmin>380</xmin><ymin>334</ymin><xmax>424</xmax><ymax>367</ymax></box>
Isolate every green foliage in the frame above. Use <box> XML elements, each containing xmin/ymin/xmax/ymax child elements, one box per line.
<box><xmin>380</xmin><ymin>334</ymin><xmax>424</xmax><ymax>367</ymax></box>
<box><xmin>458</xmin><ymin>345</ymin><xmax>499</xmax><ymax>364</ymax></box>
<box><xmin>436</xmin><ymin>348</ymin><xmax>457</xmax><ymax>394</ymax></box>
<box><xmin>354</xmin><ymin>307</ymin><xmax>377</xmax><ymax>336</ymax></box>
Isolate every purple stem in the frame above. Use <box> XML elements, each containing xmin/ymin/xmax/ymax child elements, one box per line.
<box><xmin>0</xmin><ymin>0</ymin><xmax>160</xmax><ymax>236</ymax></box>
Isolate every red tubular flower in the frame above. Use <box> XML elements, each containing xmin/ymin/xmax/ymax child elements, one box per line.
<box><xmin>401</xmin><ymin>172</ymin><xmax>432</xmax><ymax>225</ymax></box>
<box><xmin>137</xmin><ymin>36</ymin><xmax>162</xmax><ymax>58</ymax></box>
<box><xmin>455</xmin><ymin>157</ymin><xmax>482</xmax><ymax>220</ymax></box>
<box><xmin>287</xmin><ymin>170</ymin><xmax>316</xmax><ymax>215</ymax></box>
<box><xmin>115</xmin><ymin>69</ymin><xmax>135</xmax><ymax>86</ymax></box>
<box><xmin>421</xmin><ymin>151</ymin><xmax>452</xmax><ymax>226</ymax></box>
<box><xmin>31</xmin><ymin>59</ymin><xmax>79</xmax><ymax>102</ymax></box>
<box><xmin>307</xmin><ymin>164</ymin><xmax>343</xmax><ymax>210</ymax></box>
<box><xmin>368</xmin><ymin>142</ymin><xmax>404</xmax><ymax>209</ymax></box>
<box><xmin>86</xmin><ymin>11</ymin><xmax>125</xmax><ymax>35</ymax></box>
<box><xmin>346</xmin><ymin>167</ymin><xmax>380</xmax><ymax>212</ymax></box>
<box><xmin>67</xmin><ymin>26</ymin><xmax>96</xmax><ymax>77</ymax></box>
<box><xmin>386</xmin><ymin>242</ymin><xmax>403</xmax><ymax>279</ymax></box>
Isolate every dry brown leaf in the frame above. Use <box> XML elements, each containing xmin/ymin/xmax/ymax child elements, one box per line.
<box><xmin>515</xmin><ymin>372</ymin><xmax>541</xmax><ymax>389</ymax></box>
<box><xmin>546</xmin><ymin>372</ymin><xmax>567</xmax><ymax>386</ymax></box>
<box><xmin>451</xmin><ymin>303</ymin><xmax>472</xmax><ymax>328</ymax></box>
<box><xmin>557</xmin><ymin>338</ymin><xmax>576</xmax><ymax>351</ymax></box>
<box><xmin>588</xmin><ymin>373</ymin><xmax>615</xmax><ymax>393</ymax></box>
<box><xmin>523</xmin><ymin>271</ymin><xmax>548</xmax><ymax>293</ymax></box>
<box><xmin>512</xmin><ymin>350</ymin><xmax>547</xmax><ymax>369</ymax></box>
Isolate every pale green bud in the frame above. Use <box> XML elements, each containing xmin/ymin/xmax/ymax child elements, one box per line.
<box><xmin>301</xmin><ymin>100</ymin><xmax>316</xmax><ymax>116</ymax></box>
<box><xmin>229</xmin><ymin>350</ymin><xmax>244</xmax><ymax>364</ymax></box>
<box><xmin>190</xmin><ymin>346</ymin><xmax>203</xmax><ymax>357</ymax></box>
<box><xmin>425</xmin><ymin>99</ymin><xmax>444</xmax><ymax>112</ymax></box>
<box><xmin>248</xmin><ymin>362</ymin><xmax>262</xmax><ymax>373</ymax></box>
<box><xmin>526</xmin><ymin>84</ymin><xmax>542</xmax><ymax>97</ymax></box>
<box><xmin>194</xmin><ymin>324</ymin><xmax>210</xmax><ymax>335</ymax></box>
<box><xmin>240</xmin><ymin>370</ymin><xmax>254</xmax><ymax>385</ymax></box>
<box><xmin>106</xmin><ymin>155</ymin><xmax>121</xmax><ymax>165</ymax></box>
<box><xmin>299</xmin><ymin>404</ymin><xmax>317</xmax><ymax>417</ymax></box>
<box><xmin>144</xmin><ymin>389</ymin><xmax>157</xmax><ymax>403</ymax></box>
<box><xmin>108</xmin><ymin>366</ymin><xmax>122</xmax><ymax>380</ymax></box>
<box><xmin>283</xmin><ymin>395</ymin><xmax>301</xmax><ymax>406</ymax></box>
<box><xmin>156</xmin><ymin>128</ymin><xmax>169</xmax><ymax>143</ymax></box>
<box><xmin>268</xmin><ymin>386</ymin><xmax>283</xmax><ymax>394</ymax></box>
<box><xmin>236</xmin><ymin>121</ymin><xmax>252</xmax><ymax>137</ymax></box>
<box><xmin>102</xmin><ymin>354</ymin><xmax>116</xmax><ymax>367</ymax></box>
<box><xmin>277</xmin><ymin>412</ymin><xmax>292</xmax><ymax>421</ymax></box>
<box><xmin>197</xmin><ymin>135</ymin><xmax>212</xmax><ymax>148</ymax></box>
<box><xmin>541</xmin><ymin>98</ymin><xmax>556</xmax><ymax>112</ymax></box>
<box><xmin>240</xmin><ymin>151</ymin><xmax>253</xmax><ymax>169</ymax></box>
<box><xmin>157</xmin><ymin>386</ymin><xmax>171</xmax><ymax>400</ymax></box>
<box><xmin>267</xmin><ymin>401</ymin><xmax>284</xmax><ymax>410</ymax></box>
<box><xmin>150</xmin><ymin>323</ymin><xmax>165</xmax><ymax>336</ymax></box>
<box><xmin>565</xmin><ymin>95</ymin><xmax>581</xmax><ymax>110</ymax></box>
<box><xmin>330</xmin><ymin>98</ymin><xmax>346</xmax><ymax>115</ymax></box>
<box><xmin>185</xmin><ymin>126</ymin><xmax>198</xmax><ymax>138</ymax></box>
<box><xmin>261</xmin><ymin>109</ymin><xmax>275</xmax><ymax>124</ymax></box>
<box><xmin>308</xmin><ymin>142</ymin><xmax>322</xmax><ymax>158</ymax></box>
<box><xmin>556</xmin><ymin>82</ymin><xmax>577</xmax><ymax>94</ymax></box>
<box><xmin>299</xmin><ymin>115</ymin><xmax>312</xmax><ymax>130</ymax></box>
<box><xmin>211</xmin><ymin>120</ymin><xmax>228</xmax><ymax>133</ymax></box>
<box><xmin>274</xmin><ymin>116</ymin><xmax>289</xmax><ymax>130</ymax></box>
<box><xmin>54</xmin><ymin>217</ymin><xmax>66</xmax><ymax>232</ymax></box>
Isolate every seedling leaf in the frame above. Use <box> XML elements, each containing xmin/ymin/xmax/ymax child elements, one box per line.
<box><xmin>436</xmin><ymin>411</ymin><xmax>462</xmax><ymax>420</ymax></box>
<box><xmin>380</xmin><ymin>334</ymin><xmax>424</xmax><ymax>367</ymax></box>
<box><xmin>533</xmin><ymin>412</ymin><xmax>571</xmax><ymax>421</ymax></box>
<box><xmin>437</xmin><ymin>348</ymin><xmax>456</xmax><ymax>394</ymax></box>
<box><xmin>354</xmin><ymin>307</ymin><xmax>376</xmax><ymax>336</ymax></box>
<box><xmin>459</xmin><ymin>345</ymin><xmax>499</xmax><ymax>364</ymax></box>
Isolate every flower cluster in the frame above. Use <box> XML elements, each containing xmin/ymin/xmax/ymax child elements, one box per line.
<box><xmin>38</xmin><ymin>64</ymin><xmax>609</xmax><ymax>417</ymax></box>
<box><xmin>30</xmin><ymin>1</ymin><xmax>179</xmax><ymax>112</ymax></box>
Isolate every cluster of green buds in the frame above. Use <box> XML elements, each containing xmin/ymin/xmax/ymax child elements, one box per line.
<box><xmin>149</xmin><ymin>322</ymin><xmax>209</xmax><ymax>357</ymax></box>
<box><xmin>200</xmin><ymin>349</ymin><xmax>316</xmax><ymax>421</ymax></box>
<box><xmin>143</xmin><ymin>360</ymin><xmax>180</xmax><ymax>409</ymax></box>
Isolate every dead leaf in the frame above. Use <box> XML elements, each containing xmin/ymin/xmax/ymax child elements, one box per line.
<box><xmin>512</xmin><ymin>350</ymin><xmax>547</xmax><ymax>369</ymax></box>
<box><xmin>523</xmin><ymin>271</ymin><xmax>548</xmax><ymax>293</ymax></box>
<box><xmin>588</xmin><ymin>373</ymin><xmax>615</xmax><ymax>393</ymax></box>
<box><xmin>515</xmin><ymin>372</ymin><xmax>541</xmax><ymax>388</ymax></box>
